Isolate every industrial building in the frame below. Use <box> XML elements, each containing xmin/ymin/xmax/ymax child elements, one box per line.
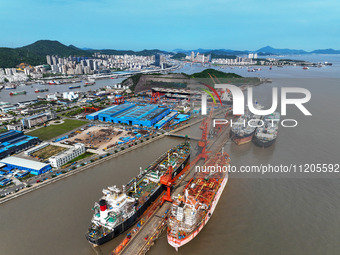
<box><xmin>0</xmin><ymin>130</ymin><xmax>40</xmax><ymax>159</ymax></box>
<box><xmin>49</xmin><ymin>143</ymin><xmax>86</xmax><ymax>168</ymax></box>
<box><xmin>0</xmin><ymin>156</ymin><xmax>51</xmax><ymax>175</ymax></box>
<box><xmin>86</xmin><ymin>103</ymin><xmax>171</xmax><ymax>127</ymax></box>
<box><xmin>21</xmin><ymin>111</ymin><xmax>57</xmax><ymax>129</ymax></box>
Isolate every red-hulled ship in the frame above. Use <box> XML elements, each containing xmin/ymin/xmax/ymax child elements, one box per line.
<box><xmin>167</xmin><ymin>150</ymin><xmax>230</xmax><ymax>250</ymax></box>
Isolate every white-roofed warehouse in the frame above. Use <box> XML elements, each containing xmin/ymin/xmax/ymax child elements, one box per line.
<box><xmin>0</xmin><ymin>156</ymin><xmax>51</xmax><ymax>175</ymax></box>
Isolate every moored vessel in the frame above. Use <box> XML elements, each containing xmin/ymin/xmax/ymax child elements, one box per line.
<box><xmin>86</xmin><ymin>142</ymin><xmax>191</xmax><ymax>246</ymax></box>
<box><xmin>5</xmin><ymin>84</ymin><xmax>17</xmax><ymax>90</ymax></box>
<box><xmin>69</xmin><ymin>85</ymin><xmax>81</xmax><ymax>89</ymax></box>
<box><xmin>167</xmin><ymin>150</ymin><xmax>230</xmax><ymax>250</ymax></box>
<box><xmin>230</xmin><ymin>113</ymin><xmax>257</xmax><ymax>145</ymax></box>
<box><xmin>35</xmin><ymin>88</ymin><xmax>49</xmax><ymax>93</ymax></box>
<box><xmin>84</xmin><ymin>79</ymin><xmax>96</xmax><ymax>86</ymax></box>
<box><xmin>9</xmin><ymin>90</ymin><xmax>26</xmax><ymax>96</ymax></box>
<box><xmin>253</xmin><ymin>112</ymin><xmax>280</xmax><ymax>147</ymax></box>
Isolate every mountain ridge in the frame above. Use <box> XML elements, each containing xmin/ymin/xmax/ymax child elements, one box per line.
<box><xmin>0</xmin><ymin>40</ymin><xmax>339</xmax><ymax>68</ymax></box>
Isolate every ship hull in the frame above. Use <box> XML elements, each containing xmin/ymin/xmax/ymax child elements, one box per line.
<box><xmin>252</xmin><ymin>136</ymin><xmax>276</xmax><ymax>148</ymax></box>
<box><xmin>230</xmin><ymin>130</ymin><xmax>255</xmax><ymax>145</ymax></box>
<box><xmin>86</xmin><ymin>154</ymin><xmax>190</xmax><ymax>246</ymax></box>
<box><xmin>168</xmin><ymin>173</ymin><xmax>229</xmax><ymax>249</ymax></box>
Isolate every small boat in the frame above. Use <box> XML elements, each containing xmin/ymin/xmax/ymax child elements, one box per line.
<box><xmin>69</xmin><ymin>85</ymin><xmax>81</xmax><ymax>89</ymax></box>
<box><xmin>35</xmin><ymin>88</ymin><xmax>49</xmax><ymax>93</ymax></box>
<box><xmin>5</xmin><ymin>84</ymin><xmax>16</xmax><ymax>90</ymax></box>
<box><xmin>10</xmin><ymin>90</ymin><xmax>26</xmax><ymax>96</ymax></box>
<box><xmin>84</xmin><ymin>79</ymin><xmax>96</xmax><ymax>86</ymax></box>
<box><xmin>302</xmin><ymin>66</ymin><xmax>309</xmax><ymax>70</ymax></box>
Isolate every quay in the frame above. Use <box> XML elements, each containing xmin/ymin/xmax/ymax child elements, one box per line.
<box><xmin>111</xmin><ymin>124</ymin><xmax>231</xmax><ymax>255</ymax></box>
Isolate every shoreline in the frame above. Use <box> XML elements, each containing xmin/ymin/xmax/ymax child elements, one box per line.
<box><xmin>0</xmin><ymin>118</ymin><xmax>203</xmax><ymax>205</ymax></box>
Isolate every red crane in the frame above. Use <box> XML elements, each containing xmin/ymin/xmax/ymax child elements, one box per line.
<box><xmin>197</xmin><ymin>103</ymin><xmax>214</xmax><ymax>162</ymax></box>
<box><xmin>160</xmin><ymin>165</ymin><xmax>174</xmax><ymax>205</ymax></box>
<box><xmin>150</xmin><ymin>92</ymin><xmax>161</xmax><ymax>104</ymax></box>
<box><xmin>113</xmin><ymin>96</ymin><xmax>124</xmax><ymax>105</ymax></box>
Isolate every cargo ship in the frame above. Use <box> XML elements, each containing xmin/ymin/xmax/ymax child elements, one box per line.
<box><xmin>230</xmin><ymin>103</ymin><xmax>263</xmax><ymax>145</ymax></box>
<box><xmin>230</xmin><ymin>113</ymin><xmax>258</xmax><ymax>145</ymax></box>
<box><xmin>167</xmin><ymin>150</ymin><xmax>230</xmax><ymax>251</ymax></box>
<box><xmin>86</xmin><ymin>142</ymin><xmax>191</xmax><ymax>246</ymax></box>
<box><xmin>9</xmin><ymin>90</ymin><xmax>26</xmax><ymax>96</ymax></box>
<box><xmin>69</xmin><ymin>85</ymin><xmax>81</xmax><ymax>89</ymax></box>
<box><xmin>35</xmin><ymin>88</ymin><xmax>49</xmax><ymax>93</ymax></box>
<box><xmin>253</xmin><ymin>112</ymin><xmax>280</xmax><ymax>147</ymax></box>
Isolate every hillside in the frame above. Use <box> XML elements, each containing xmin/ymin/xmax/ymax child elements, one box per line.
<box><xmin>190</xmin><ymin>68</ymin><xmax>242</xmax><ymax>79</ymax></box>
<box><xmin>0</xmin><ymin>40</ymin><xmax>169</xmax><ymax>68</ymax></box>
<box><xmin>91</xmin><ymin>49</ymin><xmax>167</xmax><ymax>56</ymax></box>
<box><xmin>122</xmin><ymin>73</ymin><xmax>190</xmax><ymax>92</ymax></box>
<box><xmin>189</xmin><ymin>69</ymin><xmax>262</xmax><ymax>86</ymax></box>
<box><xmin>20</xmin><ymin>40</ymin><xmax>89</xmax><ymax>57</ymax></box>
<box><xmin>0</xmin><ymin>40</ymin><xmax>90</xmax><ymax>68</ymax></box>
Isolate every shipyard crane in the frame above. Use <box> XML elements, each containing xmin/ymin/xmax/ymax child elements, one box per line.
<box><xmin>113</xmin><ymin>96</ymin><xmax>125</xmax><ymax>105</ymax></box>
<box><xmin>197</xmin><ymin>103</ymin><xmax>214</xmax><ymax>162</ymax></box>
<box><xmin>160</xmin><ymin>165</ymin><xmax>174</xmax><ymax>205</ymax></box>
<box><xmin>150</xmin><ymin>92</ymin><xmax>162</xmax><ymax>104</ymax></box>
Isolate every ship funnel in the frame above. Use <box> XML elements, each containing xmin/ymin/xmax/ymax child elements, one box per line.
<box><xmin>99</xmin><ymin>199</ymin><xmax>107</xmax><ymax>211</ymax></box>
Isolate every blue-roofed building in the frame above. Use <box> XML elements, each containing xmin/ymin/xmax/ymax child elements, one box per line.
<box><xmin>86</xmin><ymin>103</ymin><xmax>171</xmax><ymax>127</ymax></box>
<box><xmin>0</xmin><ymin>156</ymin><xmax>51</xmax><ymax>175</ymax></box>
<box><xmin>0</xmin><ymin>130</ymin><xmax>40</xmax><ymax>159</ymax></box>
<box><xmin>0</xmin><ymin>176</ymin><xmax>11</xmax><ymax>186</ymax></box>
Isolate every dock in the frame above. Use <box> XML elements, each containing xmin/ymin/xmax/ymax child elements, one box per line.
<box><xmin>166</xmin><ymin>133</ymin><xmax>201</xmax><ymax>141</ymax></box>
<box><xmin>112</xmin><ymin>125</ymin><xmax>231</xmax><ymax>255</ymax></box>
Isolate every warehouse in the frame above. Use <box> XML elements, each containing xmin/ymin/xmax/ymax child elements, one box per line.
<box><xmin>0</xmin><ymin>156</ymin><xmax>51</xmax><ymax>175</ymax></box>
<box><xmin>0</xmin><ymin>130</ymin><xmax>40</xmax><ymax>159</ymax></box>
<box><xmin>86</xmin><ymin>103</ymin><xmax>171</xmax><ymax>127</ymax></box>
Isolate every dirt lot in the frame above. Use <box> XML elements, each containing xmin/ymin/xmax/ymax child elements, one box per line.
<box><xmin>64</xmin><ymin>126</ymin><xmax>129</xmax><ymax>151</ymax></box>
<box><xmin>31</xmin><ymin>145</ymin><xmax>66</xmax><ymax>160</ymax></box>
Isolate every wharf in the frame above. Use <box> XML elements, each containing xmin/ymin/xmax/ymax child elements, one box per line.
<box><xmin>113</xmin><ymin>125</ymin><xmax>231</xmax><ymax>255</ymax></box>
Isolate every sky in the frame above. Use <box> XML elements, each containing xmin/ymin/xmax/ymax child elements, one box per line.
<box><xmin>0</xmin><ymin>0</ymin><xmax>339</xmax><ymax>51</ymax></box>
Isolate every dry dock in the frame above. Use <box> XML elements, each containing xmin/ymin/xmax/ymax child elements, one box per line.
<box><xmin>113</xmin><ymin>124</ymin><xmax>231</xmax><ymax>255</ymax></box>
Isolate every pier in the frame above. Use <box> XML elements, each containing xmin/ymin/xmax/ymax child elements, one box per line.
<box><xmin>166</xmin><ymin>133</ymin><xmax>201</xmax><ymax>141</ymax></box>
<box><xmin>111</xmin><ymin>125</ymin><xmax>231</xmax><ymax>255</ymax></box>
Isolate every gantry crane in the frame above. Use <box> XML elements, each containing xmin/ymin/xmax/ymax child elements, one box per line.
<box><xmin>197</xmin><ymin>103</ymin><xmax>214</xmax><ymax>162</ymax></box>
<box><xmin>160</xmin><ymin>165</ymin><xmax>174</xmax><ymax>205</ymax></box>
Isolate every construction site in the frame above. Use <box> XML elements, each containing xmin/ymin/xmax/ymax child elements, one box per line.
<box><xmin>63</xmin><ymin>125</ymin><xmax>152</xmax><ymax>152</ymax></box>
